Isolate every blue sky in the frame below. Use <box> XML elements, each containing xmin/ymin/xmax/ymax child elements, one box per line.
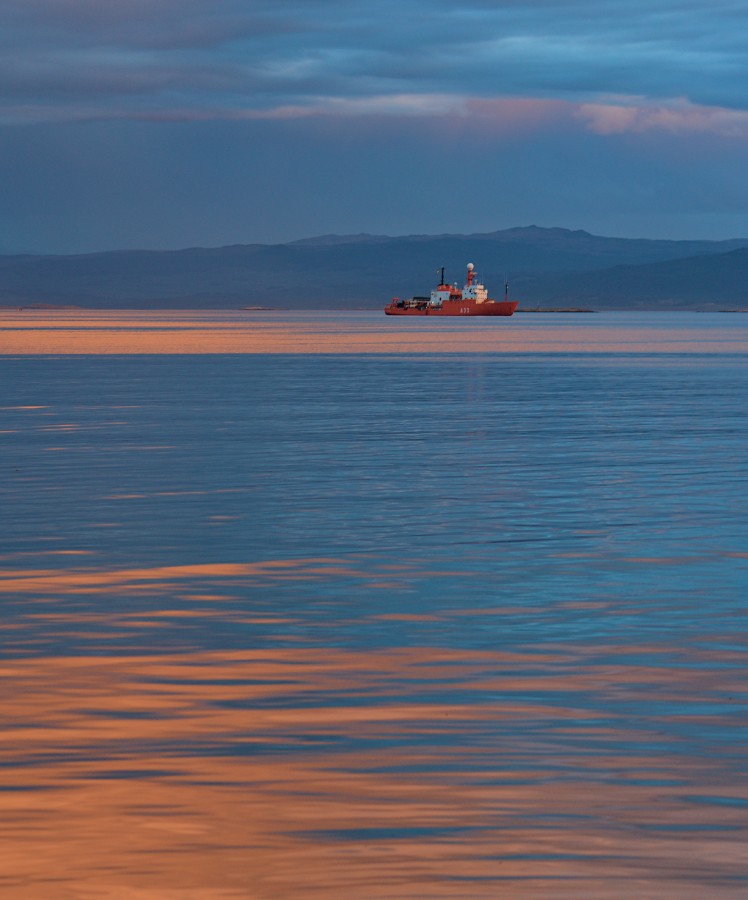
<box><xmin>2</xmin><ymin>0</ymin><xmax>748</xmax><ymax>252</ymax></box>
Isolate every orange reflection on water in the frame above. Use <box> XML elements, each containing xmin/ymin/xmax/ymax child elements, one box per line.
<box><xmin>3</xmin><ymin>310</ymin><xmax>748</xmax><ymax>354</ymax></box>
<box><xmin>0</xmin><ymin>558</ymin><xmax>365</xmax><ymax>596</ymax></box>
<box><xmin>2</xmin><ymin>641</ymin><xmax>748</xmax><ymax>898</ymax></box>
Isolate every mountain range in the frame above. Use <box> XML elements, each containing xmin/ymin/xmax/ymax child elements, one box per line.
<box><xmin>2</xmin><ymin>226</ymin><xmax>748</xmax><ymax>310</ymax></box>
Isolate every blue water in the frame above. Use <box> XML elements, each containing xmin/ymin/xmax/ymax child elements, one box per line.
<box><xmin>2</xmin><ymin>313</ymin><xmax>748</xmax><ymax>897</ymax></box>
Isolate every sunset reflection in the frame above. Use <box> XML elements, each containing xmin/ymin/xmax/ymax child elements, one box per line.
<box><xmin>3</xmin><ymin>309</ymin><xmax>748</xmax><ymax>354</ymax></box>
<box><xmin>2</xmin><ymin>638</ymin><xmax>747</xmax><ymax>898</ymax></box>
<box><xmin>3</xmin><ymin>322</ymin><xmax>748</xmax><ymax>898</ymax></box>
<box><xmin>2</xmin><ymin>553</ymin><xmax>748</xmax><ymax>895</ymax></box>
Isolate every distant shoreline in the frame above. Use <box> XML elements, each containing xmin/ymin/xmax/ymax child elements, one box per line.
<box><xmin>516</xmin><ymin>308</ymin><xmax>595</xmax><ymax>313</ymax></box>
<box><xmin>3</xmin><ymin>305</ymin><xmax>748</xmax><ymax>314</ymax></box>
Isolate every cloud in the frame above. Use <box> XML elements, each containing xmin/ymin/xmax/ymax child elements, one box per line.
<box><xmin>0</xmin><ymin>0</ymin><xmax>292</xmax><ymax>50</ymax></box>
<box><xmin>3</xmin><ymin>1</ymin><xmax>748</xmax><ymax>252</ymax></box>
<box><xmin>1</xmin><ymin>0</ymin><xmax>748</xmax><ymax>126</ymax></box>
<box><xmin>577</xmin><ymin>98</ymin><xmax>748</xmax><ymax>137</ymax></box>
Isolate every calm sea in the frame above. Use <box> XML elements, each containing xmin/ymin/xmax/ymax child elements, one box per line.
<box><xmin>2</xmin><ymin>310</ymin><xmax>748</xmax><ymax>898</ymax></box>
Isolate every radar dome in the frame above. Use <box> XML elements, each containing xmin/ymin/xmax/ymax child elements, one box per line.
<box><xmin>467</xmin><ymin>263</ymin><xmax>474</xmax><ymax>270</ymax></box>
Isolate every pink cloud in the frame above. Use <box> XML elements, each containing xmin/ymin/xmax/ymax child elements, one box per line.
<box><xmin>463</xmin><ymin>96</ymin><xmax>574</xmax><ymax>133</ymax></box>
<box><xmin>234</xmin><ymin>95</ymin><xmax>573</xmax><ymax>133</ymax></box>
<box><xmin>577</xmin><ymin>98</ymin><xmax>748</xmax><ymax>137</ymax></box>
<box><xmin>240</xmin><ymin>94</ymin><xmax>469</xmax><ymax>120</ymax></box>
<box><xmin>5</xmin><ymin>87</ymin><xmax>748</xmax><ymax>146</ymax></box>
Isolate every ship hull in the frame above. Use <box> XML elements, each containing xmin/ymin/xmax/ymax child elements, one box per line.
<box><xmin>385</xmin><ymin>299</ymin><xmax>518</xmax><ymax>316</ymax></box>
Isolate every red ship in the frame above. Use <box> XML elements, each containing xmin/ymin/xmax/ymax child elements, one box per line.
<box><xmin>385</xmin><ymin>263</ymin><xmax>518</xmax><ymax>316</ymax></box>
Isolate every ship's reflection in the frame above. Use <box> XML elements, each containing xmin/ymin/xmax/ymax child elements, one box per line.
<box><xmin>1</xmin><ymin>558</ymin><xmax>747</xmax><ymax>897</ymax></box>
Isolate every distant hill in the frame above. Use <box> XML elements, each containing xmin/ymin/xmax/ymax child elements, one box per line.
<box><xmin>1</xmin><ymin>227</ymin><xmax>748</xmax><ymax>309</ymax></box>
<box><xmin>519</xmin><ymin>247</ymin><xmax>748</xmax><ymax>310</ymax></box>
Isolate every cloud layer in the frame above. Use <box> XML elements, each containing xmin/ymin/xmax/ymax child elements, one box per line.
<box><xmin>2</xmin><ymin>0</ymin><xmax>748</xmax><ymax>129</ymax></box>
<box><xmin>2</xmin><ymin>1</ymin><xmax>748</xmax><ymax>251</ymax></box>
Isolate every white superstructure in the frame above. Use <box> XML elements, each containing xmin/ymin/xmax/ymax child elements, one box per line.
<box><xmin>461</xmin><ymin>264</ymin><xmax>488</xmax><ymax>302</ymax></box>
